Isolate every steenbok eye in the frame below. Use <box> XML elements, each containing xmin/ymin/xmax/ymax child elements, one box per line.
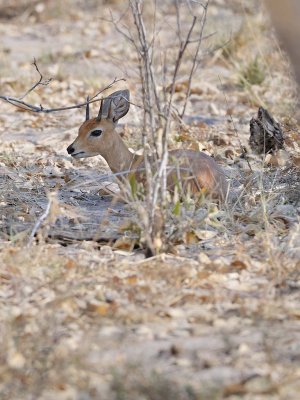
<box><xmin>90</xmin><ymin>129</ymin><xmax>102</xmax><ymax>137</ymax></box>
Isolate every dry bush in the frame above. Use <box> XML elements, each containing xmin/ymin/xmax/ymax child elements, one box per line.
<box><xmin>108</xmin><ymin>0</ymin><xmax>218</xmax><ymax>256</ymax></box>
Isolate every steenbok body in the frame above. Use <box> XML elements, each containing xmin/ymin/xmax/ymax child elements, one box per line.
<box><xmin>67</xmin><ymin>90</ymin><xmax>228</xmax><ymax>201</ymax></box>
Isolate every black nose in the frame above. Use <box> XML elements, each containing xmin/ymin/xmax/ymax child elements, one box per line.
<box><xmin>67</xmin><ymin>145</ymin><xmax>74</xmax><ymax>154</ymax></box>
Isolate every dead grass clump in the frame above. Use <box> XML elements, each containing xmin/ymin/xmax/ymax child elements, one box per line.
<box><xmin>110</xmin><ymin>369</ymin><xmax>204</xmax><ymax>400</ymax></box>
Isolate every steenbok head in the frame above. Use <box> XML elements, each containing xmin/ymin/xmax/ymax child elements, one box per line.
<box><xmin>67</xmin><ymin>90</ymin><xmax>130</xmax><ymax>159</ymax></box>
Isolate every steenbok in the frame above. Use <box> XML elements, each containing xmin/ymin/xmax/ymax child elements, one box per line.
<box><xmin>67</xmin><ymin>90</ymin><xmax>228</xmax><ymax>201</ymax></box>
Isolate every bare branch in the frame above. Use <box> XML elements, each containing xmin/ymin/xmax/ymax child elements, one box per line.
<box><xmin>103</xmin><ymin>9</ymin><xmax>135</xmax><ymax>44</ymax></box>
<box><xmin>0</xmin><ymin>76</ymin><xmax>127</xmax><ymax>113</ymax></box>
<box><xmin>162</xmin><ymin>10</ymin><xmax>198</xmax><ymax>137</ymax></box>
<box><xmin>180</xmin><ymin>0</ymin><xmax>210</xmax><ymax>119</ymax></box>
<box><xmin>175</xmin><ymin>0</ymin><xmax>183</xmax><ymax>42</ymax></box>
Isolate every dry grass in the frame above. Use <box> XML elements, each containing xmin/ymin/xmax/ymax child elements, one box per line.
<box><xmin>0</xmin><ymin>1</ymin><xmax>300</xmax><ymax>399</ymax></box>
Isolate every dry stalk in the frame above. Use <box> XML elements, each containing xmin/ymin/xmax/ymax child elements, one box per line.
<box><xmin>27</xmin><ymin>192</ymin><xmax>57</xmax><ymax>246</ymax></box>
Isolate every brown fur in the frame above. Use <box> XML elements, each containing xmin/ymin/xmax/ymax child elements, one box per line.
<box><xmin>167</xmin><ymin>149</ymin><xmax>228</xmax><ymax>199</ymax></box>
<box><xmin>131</xmin><ymin>149</ymin><xmax>228</xmax><ymax>200</ymax></box>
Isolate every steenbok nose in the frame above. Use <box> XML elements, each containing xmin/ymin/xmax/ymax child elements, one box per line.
<box><xmin>67</xmin><ymin>144</ymin><xmax>75</xmax><ymax>155</ymax></box>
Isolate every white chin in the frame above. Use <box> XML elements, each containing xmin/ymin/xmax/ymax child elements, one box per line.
<box><xmin>73</xmin><ymin>153</ymin><xmax>99</xmax><ymax>159</ymax></box>
<box><xmin>72</xmin><ymin>153</ymin><xmax>88</xmax><ymax>158</ymax></box>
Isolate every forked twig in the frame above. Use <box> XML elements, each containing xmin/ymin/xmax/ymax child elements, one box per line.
<box><xmin>19</xmin><ymin>58</ymin><xmax>52</xmax><ymax>100</ymax></box>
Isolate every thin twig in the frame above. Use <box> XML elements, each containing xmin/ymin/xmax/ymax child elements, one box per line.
<box><xmin>180</xmin><ymin>0</ymin><xmax>209</xmax><ymax>119</ymax></box>
<box><xmin>152</xmin><ymin>6</ymin><xmax>199</xmax><ymax>211</ymax></box>
<box><xmin>19</xmin><ymin>58</ymin><xmax>52</xmax><ymax>100</ymax></box>
<box><xmin>218</xmin><ymin>75</ymin><xmax>253</xmax><ymax>172</ymax></box>
<box><xmin>27</xmin><ymin>197</ymin><xmax>52</xmax><ymax>247</ymax></box>
<box><xmin>130</xmin><ymin>0</ymin><xmax>159</xmax><ymax>149</ymax></box>
<box><xmin>104</xmin><ymin>8</ymin><xmax>135</xmax><ymax>44</ymax></box>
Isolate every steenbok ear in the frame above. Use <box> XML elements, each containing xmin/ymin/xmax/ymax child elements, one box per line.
<box><xmin>86</xmin><ymin>95</ymin><xmax>90</xmax><ymax>121</ymax></box>
<box><xmin>106</xmin><ymin>90</ymin><xmax>130</xmax><ymax>123</ymax></box>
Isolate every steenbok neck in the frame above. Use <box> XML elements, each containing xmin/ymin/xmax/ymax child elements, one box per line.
<box><xmin>100</xmin><ymin>131</ymin><xmax>138</xmax><ymax>174</ymax></box>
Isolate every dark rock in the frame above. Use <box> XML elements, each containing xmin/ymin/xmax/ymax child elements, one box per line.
<box><xmin>249</xmin><ymin>107</ymin><xmax>284</xmax><ymax>154</ymax></box>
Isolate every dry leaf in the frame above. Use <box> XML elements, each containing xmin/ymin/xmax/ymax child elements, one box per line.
<box><xmin>184</xmin><ymin>231</ymin><xmax>198</xmax><ymax>245</ymax></box>
<box><xmin>194</xmin><ymin>230</ymin><xmax>217</xmax><ymax>240</ymax></box>
<box><xmin>113</xmin><ymin>237</ymin><xmax>136</xmax><ymax>251</ymax></box>
<box><xmin>230</xmin><ymin>259</ymin><xmax>248</xmax><ymax>270</ymax></box>
<box><xmin>197</xmin><ymin>271</ymin><xmax>211</xmax><ymax>280</ymax></box>
<box><xmin>125</xmin><ymin>275</ymin><xmax>137</xmax><ymax>285</ymax></box>
<box><xmin>65</xmin><ymin>259</ymin><xmax>76</xmax><ymax>269</ymax></box>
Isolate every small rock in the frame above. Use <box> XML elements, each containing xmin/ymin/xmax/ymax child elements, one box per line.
<box><xmin>7</xmin><ymin>351</ymin><xmax>26</xmax><ymax>370</ymax></box>
<box><xmin>238</xmin><ymin>343</ymin><xmax>250</xmax><ymax>355</ymax></box>
<box><xmin>134</xmin><ymin>325</ymin><xmax>154</xmax><ymax>339</ymax></box>
<box><xmin>197</xmin><ymin>252</ymin><xmax>211</xmax><ymax>265</ymax></box>
<box><xmin>99</xmin><ymin>326</ymin><xmax>121</xmax><ymax>337</ymax></box>
<box><xmin>99</xmin><ymin>245</ymin><xmax>114</xmax><ymax>260</ymax></box>
<box><xmin>174</xmin><ymin>358</ymin><xmax>191</xmax><ymax>367</ymax></box>
<box><xmin>245</xmin><ymin>376</ymin><xmax>274</xmax><ymax>394</ymax></box>
<box><xmin>195</xmin><ymin>230</ymin><xmax>217</xmax><ymax>240</ymax></box>
<box><xmin>165</xmin><ymin>308</ymin><xmax>185</xmax><ymax>319</ymax></box>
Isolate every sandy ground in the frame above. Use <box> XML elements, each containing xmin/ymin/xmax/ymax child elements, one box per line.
<box><xmin>0</xmin><ymin>1</ymin><xmax>300</xmax><ymax>399</ymax></box>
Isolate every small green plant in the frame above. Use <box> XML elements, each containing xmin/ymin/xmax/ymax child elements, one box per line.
<box><xmin>172</xmin><ymin>199</ymin><xmax>181</xmax><ymax>217</ymax></box>
<box><xmin>240</xmin><ymin>57</ymin><xmax>265</xmax><ymax>87</ymax></box>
